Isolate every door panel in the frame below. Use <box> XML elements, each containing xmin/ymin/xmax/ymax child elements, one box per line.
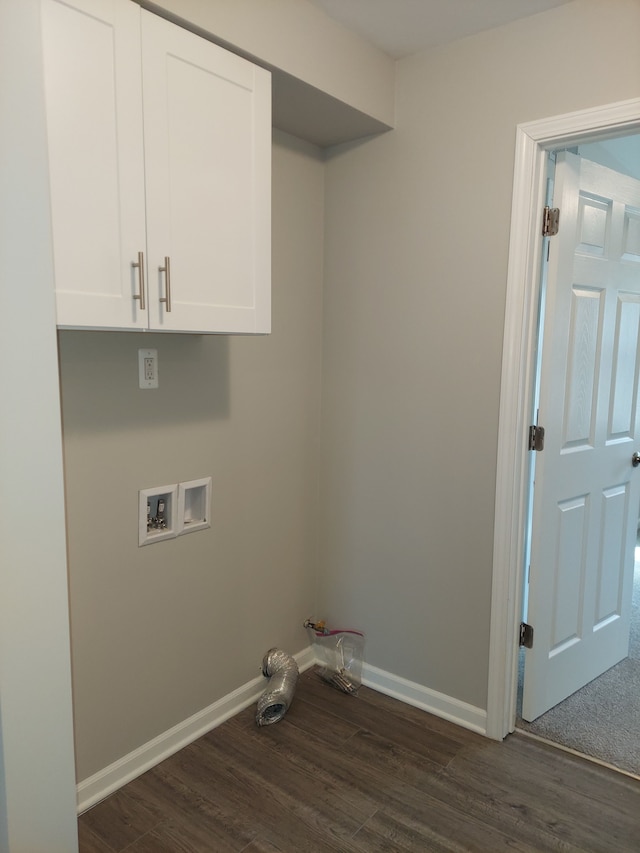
<box><xmin>563</xmin><ymin>285</ymin><xmax>603</xmax><ymax>447</ymax></box>
<box><xmin>522</xmin><ymin>152</ymin><xmax>640</xmax><ymax>721</ymax></box>
<box><xmin>551</xmin><ymin>496</ymin><xmax>587</xmax><ymax>652</ymax></box>
<box><xmin>596</xmin><ymin>484</ymin><xmax>627</xmax><ymax>624</ymax></box>
<box><xmin>610</xmin><ymin>294</ymin><xmax>640</xmax><ymax>436</ymax></box>
<box><xmin>623</xmin><ymin>210</ymin><xmax>640</xmax><ymax>259</ymax></box>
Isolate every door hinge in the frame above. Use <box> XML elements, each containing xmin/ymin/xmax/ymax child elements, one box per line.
<box><xmin>542</xmin><ymin>206</ymin><xmax>560</xmax><ymax>237</ymax></box>
<box><xmin>528</xmin><ymin>424</ymin><xmax>545</xmax><ymax>451</ymax></box>
<box><xmin>519</xmin><ymin>622</ymin><xmax>534</xmax><ymax>648</ymax></box>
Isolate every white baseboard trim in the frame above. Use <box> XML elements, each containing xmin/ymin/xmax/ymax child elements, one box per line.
<box><xmin>76</xmin><ymin>646</ymin><xmax>316</xmax><ymax>814</ymax></box>
<box><xmin>362</xmin><ymin>662</ymin><xmax>488</xmax><ymax>736</ymax></box>
<box><xmin>77</xmin><ymin>650</ymin><xmax>486</xmax><ymax>812</ymax></box>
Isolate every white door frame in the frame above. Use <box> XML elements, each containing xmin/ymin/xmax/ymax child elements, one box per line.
<box><xmin>486</xmin><ymin>97</ymin><xmax>640</xmax><ymax>741</ymax></box>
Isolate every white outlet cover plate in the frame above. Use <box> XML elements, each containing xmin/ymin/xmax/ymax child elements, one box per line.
<box><xmin>138</xmin><ymin>348</ymin><xmax>158</xmax><ymax>389</ymax></box>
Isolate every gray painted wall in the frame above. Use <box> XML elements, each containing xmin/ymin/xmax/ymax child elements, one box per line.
<box><xmin>319</xmin><ymin>0</ymin><xmax>640</xmax><ymax>710</ymax></box>
<box><xmin>61</xmin><ymin>131</ymin><xmax>325</xmax><ymax>780</ymax></box>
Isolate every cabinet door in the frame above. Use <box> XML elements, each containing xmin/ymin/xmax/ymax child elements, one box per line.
<box><xmin>141</xmin><ymin>12</ymin><xmax>271</xmax><ymax>334</ymax></box>
<box><xmin>42</xmin><ymin>0</ymin><xmax>148</xmax><ymax>330</ymax></box>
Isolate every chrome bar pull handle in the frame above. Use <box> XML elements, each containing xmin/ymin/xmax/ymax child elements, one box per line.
<box><xmin>159</xmin><ymin>256</ymin><xmax>172</xmax><ymax>313</ymax></box>
<box><xmin>632</xmin><ymin>452</ymin><xmax>640</xmax><ymax>468</ymax></box>
<box><xmin>132</xmin><ymin>251</ymin><xmax>146</xmax><ymax>310</ymax></box>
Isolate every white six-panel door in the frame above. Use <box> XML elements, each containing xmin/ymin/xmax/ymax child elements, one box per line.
<box><xmin>522</xmin><ymin>152</ymin><xmax>640</xmax><ymax>722</ymax></box>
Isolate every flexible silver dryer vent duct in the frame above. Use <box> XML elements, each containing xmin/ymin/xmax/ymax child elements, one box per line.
<box><xmin>255</xmin><ymin>648</ymin><xmax>299</xmax><ymax>726</ymax></box>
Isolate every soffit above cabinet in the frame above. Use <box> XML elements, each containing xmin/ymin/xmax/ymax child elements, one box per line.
<box><xmin>271</xmin><ymin>70</ymin><xmax>392</xmax><ymax>148</ymax></box>
<box><xmin>137</xmin><ymin>0</ymin><xmax>395</xmax><ymax>148</ymax></box>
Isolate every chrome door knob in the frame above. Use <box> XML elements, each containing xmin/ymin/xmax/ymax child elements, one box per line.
<box><xmin>633</xmin><ymin>452</ymin><xmax>640</xmax><ymax>468</ymax></box>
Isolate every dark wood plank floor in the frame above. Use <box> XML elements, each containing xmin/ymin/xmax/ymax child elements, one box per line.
<box><xmin>79</xmin><ymin>667</ymin><xmax>640</xmax><ymax>852</ymax></box>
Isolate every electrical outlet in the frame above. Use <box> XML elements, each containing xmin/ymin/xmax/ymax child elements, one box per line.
<box><xmin>138</xmin><ymin>348</ymin><xmax>158</xmax><ymax>389</ymax></box>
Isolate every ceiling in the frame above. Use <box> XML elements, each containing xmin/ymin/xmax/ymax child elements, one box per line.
<box><xmin>308</xmin><ymin>0</ymin><xmax>573</xmax><ymax>58</ymax></box>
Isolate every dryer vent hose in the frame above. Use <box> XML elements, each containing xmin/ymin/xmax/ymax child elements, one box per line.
<box><xmin>255</xmin><ymin>648</ymin><xmax>299</xmax><ymax>726</ymax></box>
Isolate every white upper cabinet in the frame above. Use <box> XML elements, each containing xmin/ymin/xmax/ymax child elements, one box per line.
<box><xmin>42</xmin><ymin>0</ymin><xmax>271</xmax><ymax>334</ymax></box>
<box><xmin>141</xmin><ymin>12</ymin><xmax>271</xmax><ymax>334</ymax></box>
<box><xmin>42</xmin><ymin>0</ymin><xmax>147</xmax><ymax>330</ymax></box>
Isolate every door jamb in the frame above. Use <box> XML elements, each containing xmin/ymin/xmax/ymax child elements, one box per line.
<box><xmin>486</xmin><ymin>97</ymin><xmax>640</xmax><ymax>741</ymax></box>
